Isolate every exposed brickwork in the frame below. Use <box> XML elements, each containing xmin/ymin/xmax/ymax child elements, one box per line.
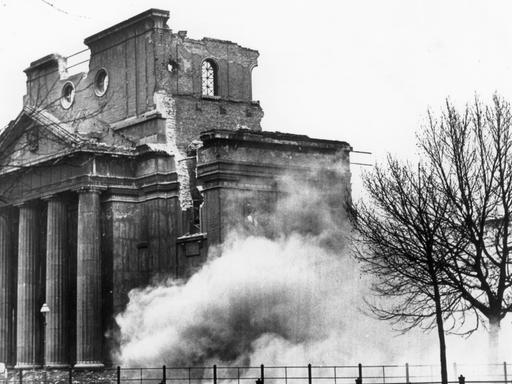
<box><xmin>174</xmin><ymin>96</ymin><xmax>262</xmax><ymax>151</ymax></box>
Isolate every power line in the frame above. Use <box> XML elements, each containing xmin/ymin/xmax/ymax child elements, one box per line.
<box><xmin>27</xmin><ymin>26</ymin><xmax>165</xmax><ymax>83</ymax></box>
<box><xmin>39</xmin><ymin>0</ymin><xmax>90</xmax><ymax>20</ymax></box>
<box><xmin>66</xmin><ymin>48</ymin><xmax>90</xmax><ymax>60</ymax></box>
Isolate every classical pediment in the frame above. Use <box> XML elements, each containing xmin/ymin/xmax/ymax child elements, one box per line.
<box><xmin>0</xmin><ymin>106</ymin><xmax>88</xmax><ymax>173</ymax></box>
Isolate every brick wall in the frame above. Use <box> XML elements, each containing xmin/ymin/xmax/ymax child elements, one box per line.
<box><xmin>22</xmin><ymin>9</ymin><xmax>263</xmax><ymax>152</ymax></box>
<box><xmin>174</xmin><ymin>96</ymin><xmax>262</xmax><ymax>150</ymax></box>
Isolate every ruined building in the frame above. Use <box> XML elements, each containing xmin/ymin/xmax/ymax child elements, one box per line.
<box><xmin>0</xmin><ymin>9</ymin><xmax>351</xmax><ymax>368</ymax></box>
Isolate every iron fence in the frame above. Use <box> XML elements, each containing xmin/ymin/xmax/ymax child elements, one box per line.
<box><xmin>5</xmin><ymin>363</ymin><xmax>512</xmax><ymax>384</ymax></box>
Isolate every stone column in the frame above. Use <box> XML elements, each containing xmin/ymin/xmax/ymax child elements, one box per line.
<box><xmin>45</xmin><ymin>196</ymin><xmax>70</xmax><ymax>367</ymax></box>
<box><xmin>75</xmin><ymin>188</ymin><xmax>103</xmax><ymax>368</ymax></box>
<box><xmin>15</xmin><ymin>202</ymin><xmax>42</xmax><ymax>368</ymax></box>
<box><xmin>0</xmin><ymin>209</ymin><xmax>13</xmax><ymax>366</ymax></box>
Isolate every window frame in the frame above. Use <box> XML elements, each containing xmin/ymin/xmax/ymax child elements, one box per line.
<box><xmin>94</xmin><ymin>68</ymin><xmax>109</xmax><ymax>97</ymax></box>
<box><xmin>60</xmin><ymin>81</ymin><xmax>75</xmax><ymax>109</ymax></box>
<box><xmin>201</xmin><ymin>59</ymin><xmax>218</xmax><ymax>97</ymax></box>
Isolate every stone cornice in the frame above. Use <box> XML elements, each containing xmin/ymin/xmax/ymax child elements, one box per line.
<box><xmin>174</xmin><ymin>93</ymin><xmax>264</xmax><ymax>108</ymax></box>
<box><xmin>0</xmin><ymin>147</ymin><xmax>136</xmax><ymax>177</ymax></box>
<box><xmin>0</xmin><ymin>143</ymin><xmax>175</xmax><ymax>178</ymax></box>
<box><xmin>200</xmin><ymin>129</ymin><xmax>352</xmax><ymax>153</ymax></box>
<box><xmin>197</xmin><ymin>179</ymin><xmax>276</xmax><ymax>192</ymax></box>
<box><xmin>1</xmin><ymin>173</ymin><xmax>180</xmax><ymax>208</ymax></box>
<box><xmin>102</xmin><ymin>191</ymin><xmax>179</xmax><ymax>203</ymax></box>
<box><xmin>110</xmin><ymin>110</ymin><xmax>163</xmax><ymax>132</ymax></box>
<box><xmin>196</xmin><ymin>159</ymin><xmax>326</xmax><ymax>186</ymax></box>
<box><xmin>84</xmin><ymin>9</ymin><xmax>169</xmax><ymax>47</ymax></box>
<box><xmin>177</xmin><ymin>232</ymin><xmax>207</xmax><ymax>244</ymax></box>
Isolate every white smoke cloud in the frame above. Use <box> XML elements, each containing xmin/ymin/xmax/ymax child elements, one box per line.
<box><xmin>115</xmin><ymin>231</ymin><xmax>431</xmax><ymax>367</ymax></box>
<box><xmin>114</xmin><ymin>158</ymin><xmax>434</xmax><ymax>369</ymax></box>
<box><xmin>114</xmin><ymin>158</ymin><xmax>512</xmax><ymax>376</ymax></box>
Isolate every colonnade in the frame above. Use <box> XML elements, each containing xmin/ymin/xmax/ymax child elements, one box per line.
<box><xmin>0</xmin><ymin>187</ymin><xmax>104</xmax><ymax>368</ymax></box>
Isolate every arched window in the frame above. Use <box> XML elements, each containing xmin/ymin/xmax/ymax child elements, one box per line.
<box><xmin>201</xmin><ymin>59</ymin><xmax>218</xmax><ymax>96</ymax></box>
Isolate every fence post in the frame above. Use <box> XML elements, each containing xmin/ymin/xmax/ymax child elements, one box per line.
<box><xmin>458</xmin><ymin>375</ymin><xmax>465</xmax><ymax>384</ymax></box>
<box><xmin>355</xmin><ymin>363</ymin><xmax>362</xmax><ymax>384</ymax></box>
<box><xmin>405</xmin><ymin>363</ymin><xmax>410</xmax><ymax>384</ymax></box>
<box><xmin>69</xmin><ymin>367</ymin><xmax>73</xmax><ymax>384</ymax></box>
<box><xmin>213</xmin><ymin>365</ymin><xmax>217</xmax><ymax>384</ymax></box>
<box><xmin>504</xmin><ymin>362</ymin><xmax>508</xmax><ymax>384</ymax></box>
<box><xmin>261</xmin><ymin>364</ymin><xmax>265</xmax><ymax>384</ymax></box>
<box><xmin>117</xmin><ymin>366</ymin><xmax>121</xmax><ymax>384</ymax></box>
<box><xmin>162</xmin><ymin>366</ymin><xmax>167</xmax><ymax>384</ymax></box>
<box><xmin>308</xmin><ymin>364</ymin><xmax>312</xmax><ymax>384</ymax></box>
<box><xmin>18</xmin><ymin>369</ymin><xmax>22</xmax><ymax>384</ymax></box>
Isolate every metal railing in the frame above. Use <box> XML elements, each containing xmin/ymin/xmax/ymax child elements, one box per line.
<box><xmin>6</xmin><ymin>363</ymin><xmax>512</xmax><ymax>384</ymax></box>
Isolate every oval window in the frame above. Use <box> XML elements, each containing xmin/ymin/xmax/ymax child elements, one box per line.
<box><xmin>60</xmin><ymin>82</ymin><xmax>75</xmax><ymax>109</ymax></box>
<box><xmin>94</xmin><ymin>68</ymin><xmax>109</xmax><ymax>96</ymax></box>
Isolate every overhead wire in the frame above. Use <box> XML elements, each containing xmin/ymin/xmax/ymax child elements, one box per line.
<box><xmin>39</xmin><ymin>0</ymin><xmax>90</xmax><ymax>19</ymax></box>
<box><xmin>26</xmin><ymin>26</ymin><xmax>168</xmax><ymax>83</ymax></box>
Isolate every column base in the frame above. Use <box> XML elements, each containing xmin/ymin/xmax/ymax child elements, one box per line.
<box><xmin>74</xmin><ymin>362</ymin><xmax>104</xmax><ymax>369</ymax></box>
<box><xmin>14</xmin><ymin>363</ymin><xmax>42</xmax><ymax>369</ymax></box>
<box><xmin>45</xmin><ymin>363</ymin><xmax>71</xmax><ymax>369</ymax></box>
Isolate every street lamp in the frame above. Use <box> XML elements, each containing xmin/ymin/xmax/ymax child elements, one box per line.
<box><xmin>40</xmin><ymin>303</ymin><xmax>50</xmax><ymax>365</ymax></box>
<box><xmin>40</xmin><ymin>303</ymin><xmax>50</xmax><ymax>320</ymax></box>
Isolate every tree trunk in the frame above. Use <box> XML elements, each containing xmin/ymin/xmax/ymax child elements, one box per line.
<box><xmin>427</xmin><ymin>251</ymin><xmax>448</xmax><ymax>384</ymax></box>
<box><xmin>488</xmin><ymin>317</ymin><xmax>501</xmax><ymax>364</ymax></box>
<box><xmin>432</xmin><ymin>280</ymin><xmax>448</xmax><ymax>384</ymax></box>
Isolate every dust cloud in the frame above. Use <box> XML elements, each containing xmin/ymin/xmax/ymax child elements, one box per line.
<box><xmin>113</xmin><ymin>160</ymin><xmax>510</xmax><ymax>372</ymax></box>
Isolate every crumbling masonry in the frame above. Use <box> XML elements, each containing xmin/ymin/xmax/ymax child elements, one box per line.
<box><xmin>0</xmin><ymin>9</ymin><xmax>352</xmax><ymax>368</ymax></box>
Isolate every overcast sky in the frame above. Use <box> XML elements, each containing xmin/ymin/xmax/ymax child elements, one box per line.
<box><xmin>2</xmin><ymin>0</ymin><xmax>512</xmax><ymax>197</ymax></box>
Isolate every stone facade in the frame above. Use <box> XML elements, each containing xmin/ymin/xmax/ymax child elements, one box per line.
<box><xmin>0</xmin><ymin>9</ymin><xmax>352</xmax><ymax>369</ymax></box>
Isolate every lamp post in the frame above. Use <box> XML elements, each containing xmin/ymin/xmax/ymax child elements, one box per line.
<box><xmin>40</xmin><ymin>303</ymin><xmax>50</xmax><ymax>366</ymax></box>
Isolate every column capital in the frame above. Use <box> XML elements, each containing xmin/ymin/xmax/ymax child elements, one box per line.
<box><xmin>13</xmin><ymin>199</ymin><xmax>39</xmax><ymax>208</ymax></box>
<box><xmin>0</xmin><ymin>207</ymin><xmax>10</xmax><ymax>218</ymax></box>
<box><xmin>41</xmin><ymin>193</ymin><xmax>62</xmax><ymax>202</ymax></box>
<box><xmin>74</xmin><ymin>186</ymin><xmax>105</xmax><ymax>195</ymax></box>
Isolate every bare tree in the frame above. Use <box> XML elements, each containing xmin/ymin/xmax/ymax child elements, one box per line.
<box><xmin>351</xmin><ymin>158</ymin><xmax>475</xmax><ymax>384</ymax></box>
<box><xmin>354</xmin><ymin>95</ymin><xmax>512</xmax><ymax>369</ymax></box>
<box><xmin>420</xmin><ymin>95</ymin><xmax>512</xmax><ymax>356</ymax></box>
